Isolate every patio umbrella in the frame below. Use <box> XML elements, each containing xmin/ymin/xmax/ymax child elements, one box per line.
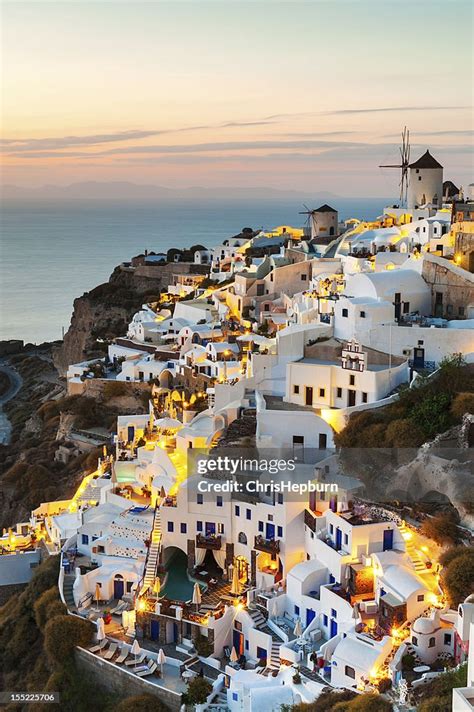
<box><xmin>157</xmin><ymin>648</ymin><xmax>166</xmax><ymax>674</ymax></box>
<box><xmin>230</xmin><ymin>647</ymin><xmax>239</xmax><ymax>663</ymax></box>
<box><xmin>352</xmin><ymin>603</ymin><xmax>361</xmax><ymax>622</ymax></box>
<box><xmin>94</xmin><ymin>583</ymin><xmax>101</xmax><ymax>611</ymax></box>
<box><xmin>192</xmin><ymin>582</ymin><xmax>202</xmax><ymax>608</ymax></box>
<box><xmin>110</xmin><ymin>462</ymin><xmax>118</xmax><ymax>486</ymax></box>
<box><xmin>96</xmin><ymin>617</ymin><xmax>105</xmax><ymax>641</ymax></box>
<box><xmin>153</xmin><ymin>577</ymin><xmax>161</xmax><ymax>597</ymax></box>
<box><xmin>130</xmin><ymin>639</ymin><xmax>141</xmax><ymax>664</ymax></box>
<box><xmin>230</xmin><ymin>565</ymin><xmax>241</xmax><ymax>596</ymax></box>
<box><xmin>293</xmin><ymin>618</ymin><xmax>303</xmax><ymax>638</ymax></box>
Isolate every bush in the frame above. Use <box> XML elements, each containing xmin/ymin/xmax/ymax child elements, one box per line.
<box><xmin>43</xmin><ymin>615</ymin><xmax>94</xmax><ymax>666</ymax></box>
<box><xmin>402</xmin><ymin>653</ymin><xmax>416</xmax><ymax>670</ymax></box>
<box><xmin>194</xmin><ymin>632</ymin><xmax>213</xmax><ymax>657</ymax></box>
<box><xmin>439</xmin><ymin>545</ymin><xmax>471</xmax><ymax>567</ymax></box>
<box><xmin>421</xmin><ymin>513</ymin><xmax>461</xmax><ymax>547</ymax></box>
<box><xmin>450</xmin><ymin>392</ymin><xmax>474</xmax><ymax>419</ymax></box>
<box><xmin>376</xmin><ymin>677</ymin><xmax>392</xmax><ymax>693</ymax></box>
<box><xmin>182</xmin><ymin>676</ymin><xmax>212</xmax><ymax>705</ymax></box>
<box><xmin>34</xmin><ymin>587</ymin><xmax>66</xmax><ymax>629</ymax></box>
<box><xmin>441</xmin><ymin>549</ymin><xmax>474</xmax><ymax>607</ymax></box>
<box><xmin>116</xmin><ymin>694</ymin><xmax>169</xmax><ymax>711</ymax></box>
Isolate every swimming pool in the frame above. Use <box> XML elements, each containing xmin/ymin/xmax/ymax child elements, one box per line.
<box><xmin>161</xmin><ymin>549</ymin><xmax>206</xmax><ymax>602</ymax></box>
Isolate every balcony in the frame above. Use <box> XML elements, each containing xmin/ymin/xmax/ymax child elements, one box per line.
<box><xmin>304</xmin><ymin>508</ymin><xmax>320</xmax><ymax>532</ymax></box>
<box><xmin>196</xmin><ymin>533</ymin><xmax>222</xmax><ymax>550</ymax></box>
<box><xmin>254</xmin><ymin>535</ymin><xmax>280</xmax><ymax>555</ymax></box>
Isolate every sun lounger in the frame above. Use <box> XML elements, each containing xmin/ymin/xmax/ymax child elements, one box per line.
<box><xmin>137</xmin><ymin>661</ymin><xmax>158</xmax><ymax>678</ymax></box>
<box><xmin>110</xmin><ymin>601</ymin><xmax>127</xmax><ymax>615</ymax></box>
<box><xmin>102</xmin><ymin>642</ymin><xmax>118</xmax><ymax>659</ymax></box>
<box><xmin>115</xmin><ymin>647</ymin><xmax>129</xmax><ymax>664</ymax></box>
<box><xmin>125</xmin><ymin>653</ymin><xmax>146</xmax><ymax>667</ymax></box>
<box><xmin>88</xmin><ymin>639</ymin><xmax>108</xmax><ymax>654</ymax></box>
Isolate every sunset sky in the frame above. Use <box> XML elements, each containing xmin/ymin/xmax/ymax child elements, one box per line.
<box><xmin>1</xmin><ymin>0</ymin><xmax>472</xmax><ymax>196</ymax></box>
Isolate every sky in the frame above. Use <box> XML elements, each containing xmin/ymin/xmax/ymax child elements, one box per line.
<box><xmin>1</xmin><ymin>0</ymin><xmax>473</xmax><ymax>196</ymax></box>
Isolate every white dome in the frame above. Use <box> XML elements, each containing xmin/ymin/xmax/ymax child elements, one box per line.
<box><xmin>412</xmin><ymin>617</ymin><xmax>435</xmax><ymax>635</ymax></box>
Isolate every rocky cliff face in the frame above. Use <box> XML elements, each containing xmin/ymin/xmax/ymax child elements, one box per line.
<box><xmin>53</xmin><ymin>265</ymin><xmax>162</xmax><ymax>375</ymax></box>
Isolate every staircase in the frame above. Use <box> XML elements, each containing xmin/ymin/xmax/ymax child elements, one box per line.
<box><xmin>208</xmin><ymin>690</ymin><xmax>229</xmax><ymax>711</ymax></box>
<box><xmin>63</xmin><ymin>573</ymin><xmax>76</xmax><ymax>609</ymax></box>
<box><xmin>248</xmin><ymin>606</ymin><xmax>282</xmax><ymax>673</ymax></box>
<box><xmin>398</xmin><ymin>523</ymin><xmax>427</xmax><ymax>573</ymax></box>
<box><xmin>248</xmin><ymin>607</ymin><xmax>266</xmax><ymax>628</ymax></box>
<box><xmin>143</xmin><ymin>507</ymin><xmax>162</xmax><ymax>589</ymax></box>
<box><xmin>76</xmin><ymin>481</ymin><xmax>100</xmax><ymax>506</ymax></box>
<box><xmin>268</xmin><ymin>640</ymin><xmax>281</xmax><ymax>670</ymax></box>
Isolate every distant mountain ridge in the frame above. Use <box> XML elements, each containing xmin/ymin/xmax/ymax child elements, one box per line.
<box><xmin>2</xmin><ymin>181</ymin><xmax>341</xmax><ymax>202</ymax></box>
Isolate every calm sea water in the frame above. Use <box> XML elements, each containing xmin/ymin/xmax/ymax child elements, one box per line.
<box><xmin>0</xmin><ymin>197</ymin><xmax>387</xmax><ymax>344</ymax></box>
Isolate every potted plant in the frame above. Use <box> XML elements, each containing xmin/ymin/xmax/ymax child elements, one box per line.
<box><xmin>103</xmin><ymin>609</ymin><xmax>112</xmax><ymax>625</ymax></box>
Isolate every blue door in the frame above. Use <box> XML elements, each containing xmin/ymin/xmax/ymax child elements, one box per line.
<box><xmin>330</xmin><ymin>619</ymin><xmax>338</xmax><ymax>638</ymax></box>
<box><xmin>114</xmin><ymin>578</ymin><xmax>124</xmax><ymax>599</ymax></box>
<box><xmin>336</xmin><ymin>528</ymin><xmax>342</xmax><ymax>550</ymax></box>
<box><xmin>266</xmin><ymin>523</ymin><xmax>275</xmax><ymax>540</ymax></box>
<box><xmin>150</xmin><ymin>619</ymin><xmax>160</xmax><ymax>641</ymax></box>
<box><xmin>383</xmin><ymin>529</ymin><xmax>394</xmax><ymax>551</ymax></box>
<box><xmin>306</xmin><ymin>609</ymin><xmax>316</xmax><ymax>627</ymax></box>
<box><xmin>205</xmin><ymin>522</ymin><xmax>216</xmax><ymax>536</ymax></box>
<box><xmin>256</xmin><ymin>646</ymin><xmax>267</xmax><ymax>664</ymax></box>
<box><xmin>127</xmin><ymin>426</ymin><xmax>135</xmax><ymax>442</ymax></box>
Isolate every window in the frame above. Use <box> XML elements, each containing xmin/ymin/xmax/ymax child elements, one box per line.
<box><xmin>238</xmin><ymin>532</ymin><xmax>247</xmax><ymax>545</ymax></box>
<box><xmin>417</xmin><ymin>594</ymin><xmax>424</xmax><ymax>602</ymax></box>
<box><xmin>444</xmin><ymin>633</ymin><xmax>451</xmax><ymax>645</ymax></box>
<box><xmin>217</xmin><ymin>495</ymin><xmax>223</xmax><ymax>507</ymax></box>
<box><xmin>459</xmin><ymin>306</ymin><xmax>465</xmax><ymax>316</ymax></box>
<box><xmin>81</xmin><ymin>535</ymin><xmax>89</xmax><ymax>545</ymax></box>
<box><xmin>277</xmin><ymin>526</ymin><xmax>283</xmax><ymax>537</ymax></box>
<box><xmin>349</xmin><ymin>375</ymin><xmax>355</xmax><ymax>386</ymax></box>
<box><xmin>342</xmin><ymin>308</ymin><xmax>348</xmax><ymax>317</ymax></box>
<box><xmin>293</xmin><ymin>435</ymin><xmax>304</xmax><ymax>444</ymax></box>
<box><xmin>319</xmin><ymin>388</ymin><xmax>325</xmax><ymax>397</ymax></box>
<box><xmin>197</xmin><ymin>521</ymin><xmax>203</xmax><ymax>531</ymax></box>
<box><xmin>258</xmin><ymin>521</ymin><xmax>264</xmax><ymax>532</ymax></box>
<box><xmin>246</xmin><ymin>509</ymin><xmax>251</xmax><ymax>520</ymax></box>
<box><xmin>235</xmin><ymin>505</ymin><xmax>240</xmax><ymax>516</ymax></box>
<box><xmin>329</xmin><ymin>524</ymin><xmax>334</xmax><ymax>535</ymax></box>
<box><xmin>323</xmin><ymin>614</ymin><xmax>328</xmax><ymax>626</ymax></box>
<box><xmin>429</xmin><ymin>637</ymin><xmax>436</xmax><ymax>648</ymax></box>
<box><xmin>167</xmin><ymin>522</ymin><xmax>174</xmax><ymax>532</ymax></box>
<box><xmin>277</xmin><ymin>493</ymin><xmax>284</xmax><ymax>504</ymax></box>
<box><xmin>180</xmin><ymin>523</ymin><xmax>187</xmax><ymax>534</ymax></box>
<box><xmin>418</xmin><ymin>176</ymin><xmax>422</xmax><ymax>181</ymax></box>
<box><xmin>331</xmin><ymin>609</ymin><xmax>337</xmax><ymax>619</ymax></box>
<box><xmin>403</xmin><ymin>301</ymin><xmax>410</xmax><ymax>314</ymax></box>
<box><xmin>360</xmin><ymin>311</ymin><xmax>366</xmax><ymax>318</ymax></box>
<box><xmin>301</xmin><ymin>274</ymin><xmax>306</xmax><ymax>281</ymax></box>
<box><xmin>362</xmin><ymin>392</ymin><xmax>367</xmax><ymax>403</ymax></box>
<box><xmin>344</xmin><ymin>533</ymin><xmax>348</xmax><ymax>545</ymax></box>
<box><xmin>294</xmin><ymin>605</ymin><xmax>300</xmax><ymax>615</ymax></box>
<box><xmin>197</xmin><ymin>493</ymin><xmax>203</xmax><ymax>504</ymax></box>
<box><xmin>412</xmin><ymin>636</ymin><xmax>418</xmax><ymax>646</ymax></box>
<box><xmin>268</xmin><ymin>514</ymin><xmax>273</xmax><ymax>522</ymax></box>
<box><xmin>217</xmin><ymin>523</ymin><xmax>225</xmax><ymax>534</ymax></box>
<box><xmin>345</xmin><ymin>665</ymin><xmax>356</xmax><ymax>679</ymax></box>
<box><xmin>293</xmin><ymin>385</ymin><xmax>300</xmax><ymax>394</ymax></box>
<box><xmin>232</xmin><ymin>693</ymin><xmax>238</xmax><ymax>702</ymax></box>
<box><xmin>337</xmin><ymin>387</ymin><xmax>342</xmax><ymax>398</ymax></box>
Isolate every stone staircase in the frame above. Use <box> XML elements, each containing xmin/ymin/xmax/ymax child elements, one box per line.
<box><xmin>143</xmin><ymin>508</ymin><xmax>162</xmax><ymax>589</ymax></box>
<box><xmin>248</xmin><ymin>606</ymin><xmax>282</xmax><ymax>673</ymax></box>
<box><xmin>398</xmin><ymin>523</ymin><xmax>428</xmax><ymax>573</ymax></box>
<box><xmin>63</xmin><ymin>573</ymin><xmax>76</xmax><ymax>609</ymax></box>
<box><xmin>208</xmin><ymin>690</ymin><xmax>229</xmax><ymax>711</ymax></box>
<box><xmin>248</xmin><ymin>606</ymin><xmax>266</xmax><ymax>628</ymax></box>
<box><xmin>76</xmin><ymin>481</ymin><xmax>100</xmax><ymax>506</ymax></box>
<box><xmin>268</xmin><ymin>640</ymin><xmax>281</xmax><ymax>670</ymax></box>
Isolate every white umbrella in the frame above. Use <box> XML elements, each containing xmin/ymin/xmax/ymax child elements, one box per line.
<box><xmin>230</xmin><ymin>646</ymin><xmax>239</xmax><ymax>663</ymax></box>
<box><xmin>352</xmin><ymin>603</ymin><xmax>361</xmax><ymax>621</ymax></box>
<box><xmin>96</xmin><ymin>617</ymin><xmax>105</xmax><ymax>641</ymax></box>
<box><xmin>130</xmin><ymin>638</ymin><xmax>141</xmax><ymax>664</ymax></box>
<box><xmin>230</xmin><ymin>565</ymin><xmax>241</xmax><ymax>596</ymax></box>
<box><xmin>94</xmin><ymin>583</ymin><xmax>101</xmax><ymax>611</ymax></box>
<box><xmin>157</xmin><ymin>648</ymin><xmax>166</xmax><ymax>674</ymax></box>
<box><xmin>293</xmin><ymin>618</ymin><xmax>302</xmax><ymax>638</ymax></box>
<box><xmin>192</xmin><ymin>582</ymin><xmax>202</xmax><ymax>607</ymax></box>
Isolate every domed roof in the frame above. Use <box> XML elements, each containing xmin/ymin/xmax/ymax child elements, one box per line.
<box><xmin>412</xmin><ymin>616</ymin><xmax>436</xmax><ymax>634</ymax></box>
<box><xmin>464</xmin><ymin>593</ymin><xmax>474</xmax><ymax>604</ymax></box>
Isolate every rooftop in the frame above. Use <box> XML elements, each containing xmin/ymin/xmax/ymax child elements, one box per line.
<box><xmin>409</xmin><ymin>150</ymin><xmax>443</xmax><ymax>170</ymax></box>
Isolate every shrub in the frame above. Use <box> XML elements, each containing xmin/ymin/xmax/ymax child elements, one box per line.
<box><xmin>402</xmin><ymin>653</ymin><xmax>416</xmax><ymax>670</ymax></box>
<box><xmin>183</xmin><ymin>676</ymin><xmax>212</xmax><ymax>705</ymax></box>
<box><xmin>450</xmin><ymin>392</ymin><xmax>474</xmax><ymax>420</ymax></box>
<box><xmin>34</xmin><ymin>587</ymin><xmax>66</xmax><ymax>629</ymax></box>
<box><xmin>376</xmin><ymin>677</ymin><xmax>392</xmax><ymax>693</ymax></box>
<box><xmin>194</xmin><ymin>632</ymin><xmax>213</xmax><ymax>657</ymax></box>
<box><xmin>43</xmin><ymin>615</ymin><xmax>93</xmax><ymax>666</ymax></box>
<box><xmin>439</xmin><ymin>545</ymin><xmax>471</xmax><ymax>567</ymax></box>
<box><xmin>441</xmin><ymin>550</ymin><xmax>474</xmax><ymax>607</ymax></box>
<box><xmin>421</xmin><ymin>513</ymin><xmax>461</xmax><ymax>547</ymax></box>
<box><xmin>116</xmin><ymin>694</ymin><xmax>169</xmax><ymax>711</ymax></box>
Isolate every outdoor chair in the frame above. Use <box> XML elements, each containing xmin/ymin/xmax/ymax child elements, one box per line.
<box><xmin>137</xmin><ymin>662</ymin><xmax>158</xmax><ymax>678</ymax></box>
<box><xmin>125</xmin><ymin>653</ymin><xmax>146</xmax><ymax>667</ymax></box>
<box><xmin>88</xmin><ymin>639</ymin><xmax>107</xmax><ymax>654</ymax></box>
<box><xmin>115</xmin><ymin>647</ymin><xmax>129</xmax><ymax>664</ymax></box>
<box><xmin>102</xmin><ymin>642</ymin><xmax>118</xmax><ymax>659</ymax></box>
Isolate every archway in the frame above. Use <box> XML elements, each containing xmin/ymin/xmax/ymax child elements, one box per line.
<box><xmin>235</xmin><ymin>555</ymin><xmax>249</xmax><ymax>584</ymax></box>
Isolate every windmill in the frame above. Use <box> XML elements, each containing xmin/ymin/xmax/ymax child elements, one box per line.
<box><xmin>299</xmin><ymin>204</ymin><xmax>317</xmax><ymax>239</ymax></box>
<box><xmin>379</xmin><ymin>126</ymin><xmax>411</xmax><ymax>206</ymax></box>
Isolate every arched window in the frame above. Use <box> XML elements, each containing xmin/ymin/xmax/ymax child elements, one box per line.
<box><xmin>429</xmin><ymin>637</ymin><xmax>436</xmax><ymax>648</ymax></box>
<box><xmin>238</xmin><ymin>532</ymin><xmax>247</xmax><ymax>545</ymax></box>
<box><xmin>412</xmin><ymin>636</ymin><xmax>418</xmax><ymax>646</ymax></box>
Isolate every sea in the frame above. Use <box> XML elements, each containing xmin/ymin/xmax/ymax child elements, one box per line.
<box><xmin>0</xmin><ymin>197</ymin><xmax>388</xmax><ymax>344</ymax></box>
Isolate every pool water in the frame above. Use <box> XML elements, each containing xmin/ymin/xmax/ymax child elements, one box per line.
<box><xmin>161</xmin><ymin>549</ymin><xmax>205</xmax><ymax>602</ymax></box>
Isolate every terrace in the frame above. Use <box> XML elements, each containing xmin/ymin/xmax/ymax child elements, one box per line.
<box><xmin>254</xmin><ymin>535</ymin><xmax>280</xmax><ymax>555</ymax></box>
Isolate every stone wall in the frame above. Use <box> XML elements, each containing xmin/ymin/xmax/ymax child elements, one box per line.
<box><xmin>75</xmin><ymin>647</ymin><xmax>182</xmax><ymax>710</ymax></box>
<box><xmin>422</xmin><ymin>253</ymin><xmax>474</xmax><ymax>318</ymax></box>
